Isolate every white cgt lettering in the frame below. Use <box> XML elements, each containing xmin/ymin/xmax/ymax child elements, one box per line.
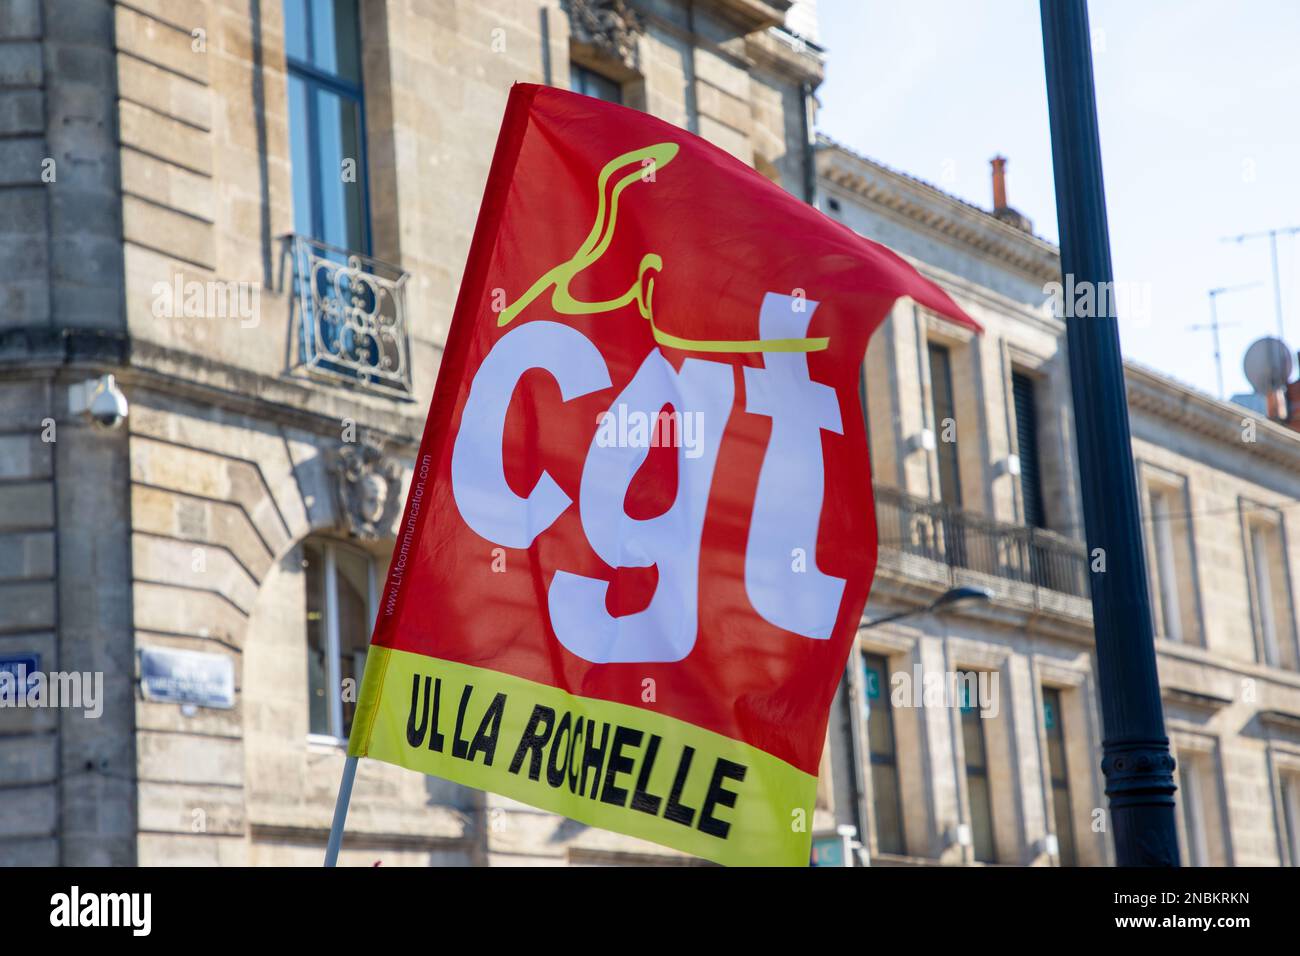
<box><xmin>449</xmin><ymin>295</ymin><xmax>847</xmax><ymax>661</ymax></box>
<box><xmin>742</xmin><ymin>293</ymin><xmax>845</xmax><ymax>639</ymax></box>
<box><xmin>549</xmin><ymin>350</ymin><xmax>733</xmax><ymax>662</ymax></box>
<box><xmin>450</xmin><ymin>321</ymin><xmax>610</xmax><ymax>548</ymax></box>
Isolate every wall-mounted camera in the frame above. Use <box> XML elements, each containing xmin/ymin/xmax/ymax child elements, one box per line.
<box><xmin>68</xmin><ymin>373</ymin><xmax>130</xmax><ymax>430</ymax></box>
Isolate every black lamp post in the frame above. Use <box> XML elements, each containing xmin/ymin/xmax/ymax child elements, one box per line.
<box><xmin>1040</xmin><ymin>0</ymin><xmax>1179</xmax><ymax>866</ymax></box>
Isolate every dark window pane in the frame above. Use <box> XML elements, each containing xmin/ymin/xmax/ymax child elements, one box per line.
<box><xmin>288</xmin><ymin>75</ymin><xmax>314</xmax><ymax>237</ymax></box>
<box><xmin>961</xmin><ymin>703</ymin><xmax>986</xmax><ymax>769</ymax></box>
<box><xmin>304</xmin><ymin>541</ymin><xmax>329</xmax><ymax>736</ymax></box>
<box><xmin>314</xmin><ymin>88</ymin><xmax>367</xmax><ymax>252</ymax></box>
<box><xmin>306</xmin><ymin>0</ymin><xmax>361</xmax><ymax>82</ymax></box>
<box><xmin>863</xmin><ymin>653</ymin><xmax>904</xmax><ymax>854</ymax></box>
<box><xmin>1042</xmin><ymin>688</ymin><xmax>1077</xmax><ymax>865</ymax></box>
<box><xmin>570</xmin><ymin>63</ymin><xmax>622</xmax><ymax>103</ymax></box>
<box><xmin>284</xmin><ymin>0</ymin><xmax>309</xmax><ymax>63</ymax></box>
<box><xmin>968</xmin><ymin>774</ymin><xmax>996</xmax><ymax>863</ymax></box>
<box><xmin>863</xmin><ymin>656</ymin><xmax>895</xmax><ymax>758</ymax></box>
<box><xmin>871</xmin><ymin>762</ymin><xmax>905</xmax><ymax>856</ymax></box>
<box><xmin>284</xmin><ymin>0</ymin><xmax>369</xmax><ymax>254</ymax></box>
<box><xmin>1053</xmin><ymin>785</ymin><xmax>1078</xmax><ymax>866</ymax></box>
<box><xmin>1013</xmin><ymin>371</ymin><xmax>1046</xmax><ymax>528</ymax></box>
<box><xmin>335</xmin><ymin>546</ymin><xmax>371</xmax><ymax>736</ymax></box>
<box><xmin>959</xmin><ymin>671</ymin><xmax>995</xmax><ymax>862</ymax></box>
<box><xmin>928</xmin><ymin>342</ymin><xmax>961</xmax><ymax>507</ymax></box>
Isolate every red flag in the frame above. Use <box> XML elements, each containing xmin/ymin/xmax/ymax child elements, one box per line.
<box><xmin>350</xmin><ymin>84</ymin><xmax>977</xmax><ymax>865</ymax></box>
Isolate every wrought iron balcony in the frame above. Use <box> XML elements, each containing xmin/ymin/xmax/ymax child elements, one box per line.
<box><xmin>287</xmin><ymin>235</ymin><xmax>412</xmax><ymax>395</ymax></box>
<box><xmin>873</xmin><ymin>484</ymin><xmax>1090</xmax><ymax>602</ymax></box>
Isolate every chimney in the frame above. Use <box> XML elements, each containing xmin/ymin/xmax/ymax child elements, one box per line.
<box><xmin>991</xmin><ymin>155</ymin><xmax>1008</xmax><ymax>210</ymax></box>
<box><xmin>989</xmin><ymin>155</ymin><xmax>1033</xmax><ymax>233</ymax></box>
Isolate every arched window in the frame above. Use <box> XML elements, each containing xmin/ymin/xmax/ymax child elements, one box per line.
<box><xmin>304</xmin><ymin>538</ymin><xmax>379</xmax><ymax>741</ymax></box>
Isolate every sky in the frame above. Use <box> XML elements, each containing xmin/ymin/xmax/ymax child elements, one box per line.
<box><xmin>814</xmin><ymin>0</ymin><xmax>1300</xmax><ymax>400</ymax></box>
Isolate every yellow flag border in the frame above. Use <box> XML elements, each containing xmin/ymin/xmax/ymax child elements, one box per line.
<box><xmin>348</xmin><ymin>647</ymin><xmax>816</xmax><ymax>866</ymax></box>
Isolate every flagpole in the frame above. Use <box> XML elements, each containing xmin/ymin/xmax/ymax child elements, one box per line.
<box><xmin>1040</xmin><ymin>0</ymin><xmax>1179</xmax><ymax>865</ymax></box>
<box><xmin>324</xmin><ymin>755</ymin><xmax>359</xmax><ymax>867</ymax></box>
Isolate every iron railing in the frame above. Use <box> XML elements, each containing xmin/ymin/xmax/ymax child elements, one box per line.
<box><xmin>287</xmin><ymin>235</ymin><xmax>412</xmax><ymax>395</ymax></box>
<box><xmin>873</xmin><ymin>484</ymin><xmax>1090</xmax><ymax>599</ymax></box>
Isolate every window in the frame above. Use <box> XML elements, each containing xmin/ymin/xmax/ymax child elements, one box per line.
<box><xmin>1173</xmin><ymin>747</ymin><xmax>1226</xmax><ymax>866</ymax></box>
<box><xmin>863</xmin><ymin>654</ymin><xmax>904</xmax><ymax>855</ymax></box>
<box><xmin>570</xmin><ymin>63</ymin><xmax>622</xmax><ymax>104</ymax></box>
<box><xmin>1244</xmin><ymin>509</ymin><xmax>1297</xmax><ymax>669</ymax></box>
<box><xmin>284</xmin><ymin>0</ymin><xmax>370</xmax><ymax>254</ymax></box>
<box><xmin>1175</xmin><ymin>753</ymin><xmax>1210</xmax><ymax>866</ymax></box>
<box><xmin>1142</xmin><ymin>474</ymin><xmax>1201</xmax><ymax>646</ymax></box>
<box><xmin>305</xmin><ymin>539</ymin><xmax>379</xmax><ymax>740</ymax></box>
<box><xmin>1012</xmin><ymin>371</ymin><xmax>1045</xmax><ymax>528</ymax></box>
<box><xmin>927</xmin><ymin>343</ymin><xmax>961</xmax><ymax>507</ymax></box>
<box><xmin>1282</xmin><ymin>772</ymin><xmax>1300</xmax><ymax>867</ymax></box>
<box><xmin>959</xmin><ymin>673</ymin><xmax>995</xmax><ymax>862</ymax></box>
<box><xmin>1042</xmin><ymin>687</ymin><xmax>1077</xmax><ymax>866</ymax></box>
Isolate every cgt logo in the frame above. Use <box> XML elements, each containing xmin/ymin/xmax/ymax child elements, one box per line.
<box><xmin>451</xmin><ymin>144</ymin><xmax>847</xmax><ymax>664</ymax></box>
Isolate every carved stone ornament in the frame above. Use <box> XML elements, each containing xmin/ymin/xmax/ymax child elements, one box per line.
<box><xmin>565</xmin><ymin>0</ymin><xmax>643</xmax><ymax>72</ymax></box>
<box><xmin>332</xmin><ymin>438</ymin><xmax>403</xmax><ymax>540</ymax></box>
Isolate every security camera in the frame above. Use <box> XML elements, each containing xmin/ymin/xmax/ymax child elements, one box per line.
<box><xmin>68</xmin><ymin>374</ymin><xmax>129</xmax><ymax>430</ymax></box>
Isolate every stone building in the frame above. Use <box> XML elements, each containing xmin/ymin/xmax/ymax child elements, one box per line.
<box><xmin>0</xmin><ymin>0</ymin><xmax>826</xmax><ymax>865</ymax></box>
<box><xmin>5</xmin><ymin>0</ymin><xmax>1297</xmax><ymax>871</ymax></box>
<box><xmin>818</xmin><ymin>138</ymin><xmax>1300</xmax><ymax>866</ymax></box>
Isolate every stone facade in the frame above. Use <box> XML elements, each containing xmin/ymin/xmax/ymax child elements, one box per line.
<box><xmin>819</xmin><ymin>138</ymin><xmax>1300</xmax><ymax>866</ymax></box>
<box><xmin>7</xmin><ymin>0</ymin><xmax>1293</xmax><ymax>870</ymax></box>
<box><xmin>0</xmin><ymin>0</ymin><xmax>825</xmax><ymax>865</ymax></box>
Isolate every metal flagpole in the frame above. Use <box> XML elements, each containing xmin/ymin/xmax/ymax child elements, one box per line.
<box><xmin>324</xmin><ymin>755</ymin><xmax>359</xmax><ymax>867</ymax></box>
<box><xmin>1040</xmin><ymin>0</ymin><xmax>1180</xmax><ymax>865</ymax></box>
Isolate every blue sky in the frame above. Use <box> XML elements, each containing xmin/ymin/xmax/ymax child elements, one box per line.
<box><xmin>815</xmin><ymin>0</ymin><xmax>1300</xmax><ymax>399</ymax></box>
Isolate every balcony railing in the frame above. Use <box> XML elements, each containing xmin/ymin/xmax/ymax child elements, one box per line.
<box><xmin>873</xmin><ymin>484</ymin><xmax>1090</xmax><ymax>600</ymax></box>
<box><xmin>287</xmin><ymin>235</ymin><xmax>412</xmax><ymax>395</ymax></box>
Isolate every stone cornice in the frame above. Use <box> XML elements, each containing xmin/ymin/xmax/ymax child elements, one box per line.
<box><xmin>0</xmin><ymin>328</ymin><xmax>424</xmax><ymax>450</ymax></box>
<box><xmin>1125</xmin><ymin>362</ymin><xmax>1300</xmax><ymax>469</ymax></box>
<box><xmin>817</xmin><ymin>137</ymin><xmax>1061</xmax><ymax>285</ymax></box>
<box><xmin>706</xmin><ymin>0</ymin><xmax>792</xmax><ymax>32</ymax></box>
<box><xmin>743</xmin><ymin>26</ymin><xmax>825</xmax><ymax>84</ymax></box>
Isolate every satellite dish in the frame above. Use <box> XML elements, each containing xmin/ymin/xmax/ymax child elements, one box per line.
<box><xmin>1243</xmin><ymin>337</ymin><xmax>1293</xmax><ymax>393</ymax></box>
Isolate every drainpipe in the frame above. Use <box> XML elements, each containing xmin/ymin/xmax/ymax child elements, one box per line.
<box><xmin>800</xmin><ymin>81</ymin><xmax>817</xmax><ymax>205</ymax></box>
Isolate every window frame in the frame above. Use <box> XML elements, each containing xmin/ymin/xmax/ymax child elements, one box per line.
<box><xmin>926</xmin><ymin>341</ymin><xmax>962</xmax><ymax>508</ymax></box>
<box><xmin>957</xmin><ymin>671</ymin><xmax>996</xmax><ymax>863</ymax></box>
<box><xmin>1041</xmin><ymin>686</ymin><xmax>1078</xmax><ymax>866</ymax></box>
<box><xmin>1137</xmin><ymin>464</ymin><xmax>1204</xmax><ymax>647</ymax></box>
<box><xmin>1011</xmin><ymin>368</ymin><xmax>1046</xmax><ymax>529</ymax></box>
<box><xmin>305</xmin><ymin>538</ymin><xmax>381</xmax><ymax>745</ymax></box>
<box><xmin>285</xmin><ymin>0</ymin><xmax>374</xmax><ymax>256</ymax></box>
<box><xmin>862</xmin><ymin>652</ymin><xmax>905</xmax><ymax>855</ymax></box>
<box><xmin>1240</xmin><ymin>499</ymin><xmax>1299</xmax><ymax>670</ymax></box>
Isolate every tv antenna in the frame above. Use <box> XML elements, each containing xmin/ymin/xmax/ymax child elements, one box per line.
<box><xmin>1189</xmin><ymin>282</ymin><xmax>1259</xmax><ymax>399</ymax></box>
<box><xmin>1221</xmin><ymin>226</ymin><xmax>1300</xmax><ymax>341</ymax></box>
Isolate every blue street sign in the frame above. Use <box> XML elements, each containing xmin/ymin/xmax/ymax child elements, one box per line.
<box><xmin>140</xmin><ymin>647</ymin><xmax>235</xmax><ymax>709</ymax></box>
<box><xmin>0</xmin><ymin>654</ymin><xmax>40</xmax><ymax>702</ymax></box>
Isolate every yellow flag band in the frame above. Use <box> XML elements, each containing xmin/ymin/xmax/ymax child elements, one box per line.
<box><xmin>349</xmin><ymin>647</ymin><xmax>817</xmax><ymax>866</ymax></box>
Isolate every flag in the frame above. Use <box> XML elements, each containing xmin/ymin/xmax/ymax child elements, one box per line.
<box><xmin>348</xmin><ymin>83</ymin><xmax>976</xmax><ymax>866</ymax></box>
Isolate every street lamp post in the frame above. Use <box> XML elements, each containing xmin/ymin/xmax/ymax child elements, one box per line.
<box><xmin>1040</xmin><ymin>0</ymin><xmax>1179</xmax><ymax>866</ymax></box>
<box><xmin>861</xmin><ymin>585</ymin><xmax>994</xmax><ymax>630</ymax></box>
